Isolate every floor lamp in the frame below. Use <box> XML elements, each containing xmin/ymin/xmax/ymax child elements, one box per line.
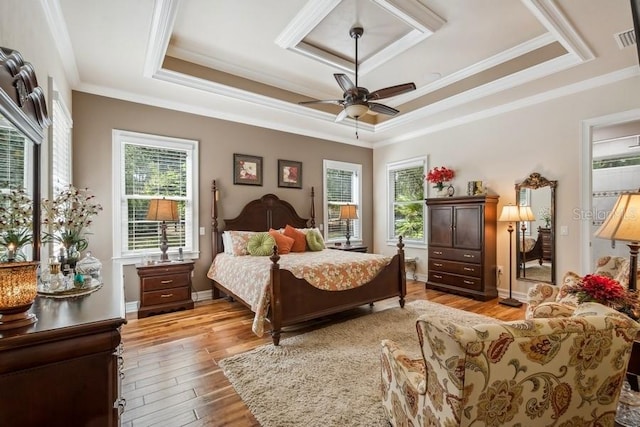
<box><xmin>518</xmin><ymin>206</ymin><xmax>536</xmax><ymax>277</ymax></box>
<box><xmin>498</xmin><ymin>205</ymin><xmax>523</xmax><ymax>307</ymax></box>
<box><xmin>147</xmin><ymin>198</ymin><xmax>179</xmax><ymax>262</ymax></box>
<box><xmin>339</xmin><ymin>204</ymin><xmax>358</xmax><ymax>246</ymax></box>
<box><xmin>594</xmin><ymin>190</ymin><xmax>640</xmax><ymax>291</ymax></box>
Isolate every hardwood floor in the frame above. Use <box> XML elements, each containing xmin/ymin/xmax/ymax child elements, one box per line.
<box><xmin>120</xmin><ymin>281</ymin><xmax>526</xmax><ymax>427</ymax></box>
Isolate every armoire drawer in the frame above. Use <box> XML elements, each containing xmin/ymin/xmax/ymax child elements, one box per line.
<box><xmin>428</xmin><ymin>259</ymin><xmax>482</xmax><ymax>278</ymax></box>
<box><xmin>428</xmin><ymin>247</ymin><xmax>482</xmax><ymax>264</ymax></box>
<box><xmin>428</xmin><ymin>271</ymin><xmax>482</xmax><ymax>291</ymax></box>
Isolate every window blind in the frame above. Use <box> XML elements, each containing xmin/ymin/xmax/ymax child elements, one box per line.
<box><xmin>388</xmin><ymin>158</ymin><xmax>425</xmax><ymax>242</ymax></box>
<box><xmin>51</xmin><ymin>96</ymin><xmax>73</xmax><ymax>195</ymax></box>
<box><xmin>0</xmin><ymin>125</ymin><xmax>27</xmax><ymax>190</ymax></box>
<box><xmin>325</xmin><ymin>162</ymin><xmax>361</xmax><ymax>241</ymax></box>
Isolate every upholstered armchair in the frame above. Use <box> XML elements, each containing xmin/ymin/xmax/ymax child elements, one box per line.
<box><xmin>381</xmin><ymin>303</ymin><xmax>639</xmax><ymax>427</ymax></box>
<box><xmin>526</xmin><ymin>256</ymin><xmax>629</xmax><ymax>319</ymax></box>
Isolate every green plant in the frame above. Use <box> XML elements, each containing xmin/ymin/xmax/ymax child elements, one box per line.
<box><xmin>0</xmin><ymin>187</ymin><xmax>33</xmax><ymax>259</ymax></box>
<box><xmin>41</xmin><ymin>185</ymin><xmax>103</xmax><ymax>253</ymax></box>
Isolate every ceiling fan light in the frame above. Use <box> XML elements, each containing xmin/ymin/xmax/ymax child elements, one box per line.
<box><xmin>345</xmin><ymin>103</ymin><xmax>368</xmax><ymax>118</ymax></box>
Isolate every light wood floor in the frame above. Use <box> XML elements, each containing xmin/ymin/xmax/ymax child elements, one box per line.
<box><xmin>120</xmin><ymin>281</ymin><xmax>526</xmax><ymax>427</ymax></box>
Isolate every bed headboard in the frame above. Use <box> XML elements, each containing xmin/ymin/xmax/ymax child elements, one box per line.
<box><xmin>211</xmin><ymin>180</ymin><xmax>315</xmax><ymax>254</ymax></box>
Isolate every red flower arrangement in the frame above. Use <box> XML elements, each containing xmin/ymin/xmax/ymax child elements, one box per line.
<box><xmin>567</xmin><ymin>274</ymin><xmax>640</xmax><ymax>319</ymax></box>
<box><xmin>426</xmin><ymin>167</ymin><xmax>455</xmax><ymax>190</ymax></box>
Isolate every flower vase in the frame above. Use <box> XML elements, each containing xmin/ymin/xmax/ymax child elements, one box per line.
<box><xmin>434</xmin><ymin>183</ymin><xmax>448</xmax><ymax>197</ymax></box>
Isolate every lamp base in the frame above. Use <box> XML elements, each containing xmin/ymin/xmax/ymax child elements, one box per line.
<box><xmin>499</xmin><ymin>298</ymin><xmax>523</xmax><ymax>308</ymax></box>
<box><xmin>0</xmin><ymin>303</ymin><xmax>37</xmax><ymax>330</ymax></box>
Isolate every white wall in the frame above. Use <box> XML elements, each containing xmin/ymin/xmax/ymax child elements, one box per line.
<box><xmin>373</xmin><ymin>75</ymin><xmax>640</xmax><ymax>300</ymax></box>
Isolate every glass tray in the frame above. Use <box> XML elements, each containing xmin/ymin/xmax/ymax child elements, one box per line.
<box><xmin>37</xmin><ymin>278</ymin><xmax>103</xmax><ymax>298</ymax></box>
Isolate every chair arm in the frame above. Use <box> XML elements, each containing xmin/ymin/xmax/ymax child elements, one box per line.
<box><xmin>525</xmin><ymin>283</ymin><xmax>560</xmax><ymax>319</ymax></box>
<box><xmin>381</xmin><ymin>339</ymin><xmax>426</xmax><ymax>394</ymax></box>
<box><xmin>528</xmin><ymin>302</ymin><xmax>576</xmax><ymax>318</ymax></box>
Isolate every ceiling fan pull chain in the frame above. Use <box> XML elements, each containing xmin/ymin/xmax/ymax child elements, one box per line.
<box><xmin>355</xmin><ymin>117</ymin><xmax>359</xmax><ymax>139</ymax></box>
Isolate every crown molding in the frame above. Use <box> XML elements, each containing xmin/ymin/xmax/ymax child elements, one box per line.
<box><xmin>143</xmin><ymin>0</ymin><xmax>179</xmax><ymax>78</ymax></box>
<box><xmin>40</xmin><ymin>0</ymin><xmax>80</xmax><ymax>85</ymax></box>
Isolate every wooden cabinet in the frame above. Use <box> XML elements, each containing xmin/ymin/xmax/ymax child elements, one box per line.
<box><xmin>0</xmin><ymin>282</ymin><xmax>126</xmax><ymax>426</ymax></box>
<box><xmin>538</xmin><ymin>227</ymin><xmax>552</xmax><ymax>263</ymax></box>
<box><xmin>137</xmin><ymin>261</ymin><xmax>195</xmax><ymax>318</ymax></box>
<box><xmin>426</xmin><ymin>195</ymin><xmax>499</xmax><ymax>300</ymax></box>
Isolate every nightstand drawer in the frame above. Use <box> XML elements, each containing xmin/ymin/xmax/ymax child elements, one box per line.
<box><xmin>142</xmin><ymin>287</ymin><xmax>190</xmax><ymax>306</ymax></box>
<box><xmin>141</xmin><ymin>272</ymin><xmax>190</xmax><ymax>291</ymax></box>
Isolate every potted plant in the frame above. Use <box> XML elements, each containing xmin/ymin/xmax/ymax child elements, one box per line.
<box><xmin>426</xmin><ymin>166</ymin><xmax>455</xmax><ymax>195</ymax></box>
<box><xmin>41</xmin><ymin>185</ymin><xmax>103</xmax><ymax>266</ymax></box>
<box><xmin>0</xmin><ymin>187</ymin><xmax>33</xmax><ymax>261</ymax></box>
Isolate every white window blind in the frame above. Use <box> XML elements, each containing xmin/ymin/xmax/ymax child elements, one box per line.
<box><xmin>51</xmin><ymin>92</ymin><xmax>73</xmax><ymax>195</ymax></box>
<box><xmin>323</xmin><ymin>160</ymin><xmax>362</xmax><ymax>242</ymax></box>
<box><xmin>388</xmin><ymin>158</ymin><xmax>425</xmax><ymax>243</ymax></box>
<box><xmin>113</xmin><ymin>130</ymin><xmax>199</xmax><ymax>259</ymax></box>
<box><xmin>0</xmin><ymin>123</ymin><xmax>27</xmax><ymax>190</ymax></box>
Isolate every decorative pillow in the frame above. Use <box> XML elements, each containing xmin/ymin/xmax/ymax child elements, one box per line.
<box><xmin>283</xmin><ymin>225</ymin><xmax>306</xmax><ymax>252</ymax></box>
<box><xmin>225</xmin><ymin>230</ymin><xmax>257</xmax><ymax>256</ymax></box>
<box><xmin>306</xmin><ymin>229</ymin><xmax>325</xmax><ymax>251</ymax></box>
<box><xmin>247</xmin><ymin>232</ymin><xmax>276</xmax><ymax>256</ymax></box>
<box><xmin>268</xmin><ymin>229</ymin><xmax>294</xmax><ymax>254</ymax></box>
<box><xmin>221</xmin><ymin>231</ymin><xmax>233</xmax><ymax>255</ymax></box>
<box><xmin>555</xmin><ymin>271</ymin><xmax>581</xmax><ymax>307</ymax></box>
<box><xmin>594</xmin><ymin>256</ymin><xmax>626</xmax><ymax>279</ymax></box>
<box><xmin>299</xmin><ymin>227</ymin><xmax>326</xmax><ymax>248</ymax></box>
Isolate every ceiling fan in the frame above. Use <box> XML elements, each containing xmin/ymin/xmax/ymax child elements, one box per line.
<box><xmin>298</xmin><ymin>26</ymin><xmax>416</xmax><ymax>125</ymax></box>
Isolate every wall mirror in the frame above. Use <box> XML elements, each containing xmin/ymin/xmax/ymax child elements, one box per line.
<box><xmin>0</xmin><ymin>47</ymin><xmax>50</xmax><ymax>261</ymax></box>
<box><xmin>515</xmin><ymin>172</ymin><xmax>557</xmax><ymax>284</ymax></box>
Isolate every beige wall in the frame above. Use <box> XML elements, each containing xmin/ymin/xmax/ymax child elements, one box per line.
<box><xmin>373</xmin><ymin>75</ymin><xmax>640</xmax><ymax>300</ymax></box>
<box><xmin>72</xmin><ymin>92</ymin><xmax>374</xmax><ymax>302</ymax></box>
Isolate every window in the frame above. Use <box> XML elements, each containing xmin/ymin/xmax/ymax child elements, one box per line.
<box><xmin>113</xmin><ymin>130</ymin><xmax>198</xmax><ymax>259</ymax></box>
<box><xmin>50</xmin><ymin>88</ymin><xmax>73</xmax><ymax>196</ymax></box>
<box><xmin>323</xmin><ymin>160</ymin><xmax>362</xmax><ymax>242</ymax></box>
<box><xmin>0</xmin><ymin>119</ymin><xmax>28</xmax><ymax>191</ymax></box>
<box><xmin>387</xmin><ymin>157</ymin><xmax>425</xmax><ymax>244</ymax></box>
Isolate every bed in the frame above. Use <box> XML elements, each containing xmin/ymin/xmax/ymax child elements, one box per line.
<box><xmin>207</xmin><ymin>180</ymin><xmax>406</xmax><ymax>345</ymax></box>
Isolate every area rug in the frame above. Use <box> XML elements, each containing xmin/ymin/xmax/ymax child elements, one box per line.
<box><xmin>523</xmin><ymin>264</ymin><xmax>552</xmax><ymax>282</ymax></box>
<box><xmin>218</xmin><ymin>300</ymin><xmax>500</xmax><ymax>427</ymax></box>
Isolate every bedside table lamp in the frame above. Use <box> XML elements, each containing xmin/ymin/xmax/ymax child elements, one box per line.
<box><xmin>339</xmin><ymin>204</ymin><xmax>358</xmax><ymax>246</ymax></box>
<box><xmin>498</xmin><ymin>204</ymin><xmax>523</xmax><ymax>307</ymax></box>
<box><xmin>147</xmin><ymin>198</ymin><xmax>179</xmax><ymax>262</ymax></box>
<box><xmin>594</xmin><ymin>190</ymin><xmax>640</xmax><ymax>291</ymax></box>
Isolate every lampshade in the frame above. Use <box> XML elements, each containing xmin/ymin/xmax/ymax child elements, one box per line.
<box><xmin>146</xmin><ymin>198</ymin><xmax>179</xmax><ymax>222</ymax></box>
<box><xmin>594</xmin><ymin>192</ymin><xmax>640</xmax><ymax>242</ymax></box>
<box><xmin>339</xmin><ymin>204</ymin><xmax>359</xmax><ymax>220</ymax></box>
<box><xmin>345</xmin><ymin>103</ymin><xmax>368</xmax><ymax>118</ymax></box>
<box><xmin>518</xmin><ymin>206</ymin><xmax>536</xmax><ymax>221</ymax></box>
<box><xmin>499</xmin><ymin>205</ymin><xmax>520</xmax><ymax>222</ymax></box>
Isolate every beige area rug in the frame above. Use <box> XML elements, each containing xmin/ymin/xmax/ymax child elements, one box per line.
<box><xmin>219</xmin><ymin>300</ymin><xmax>500</xmax><ymax>427</ymax></box>
<box><xmin>523</xmin><ymin>264</ymin><xmax>552</xmax><ymax>282</ymax></box>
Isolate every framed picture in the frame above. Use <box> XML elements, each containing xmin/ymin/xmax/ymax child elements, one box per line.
<box><xmin>278</xmin><ymin>159</ymin><xmax>302</xmax><ymax>189</ymax></box>
<box><xmin>233</xmin><ymin>153</ymin><xmax>263</xmax><ymax>186</ymax></box>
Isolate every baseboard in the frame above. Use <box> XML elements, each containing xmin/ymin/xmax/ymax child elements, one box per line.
<box><xmin>125</xmin><ymin>289</ymin><xmax>213</xmax><ymax>314</ymax></box>
<box><xmin>125</xmin><ymin>301</ymin><xmax>138</xmax><ymax>314</ymax></box>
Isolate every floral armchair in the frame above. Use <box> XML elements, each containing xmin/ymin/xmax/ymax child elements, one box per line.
<box><xmin>381</xmin><ymin>303</ymin><xmax>639</xmax><ymax>427</ymax></box>
<box><xmin>526</xmin><ymin>256</ymin><xmax>629</xmax><ymax>319</ymax></box>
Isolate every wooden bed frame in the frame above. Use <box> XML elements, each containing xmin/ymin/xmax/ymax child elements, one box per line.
<box><xmin>209</xmin><ymin>180</ymin><xmax>406</xmax><ymax>345</ymax></box>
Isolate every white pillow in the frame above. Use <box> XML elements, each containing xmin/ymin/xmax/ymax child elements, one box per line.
<box><xmin>221</xmin><ymin>231</ymin><xmax>233</xmax><ymax>255</ymax></box>
<box><xmin>225</xmin><ymin>230</ymin><xmax>258</xmax><ymax>256</ymax></box>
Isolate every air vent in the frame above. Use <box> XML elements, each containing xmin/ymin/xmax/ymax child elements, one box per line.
<box><xmin>615</xmin><ymin>28</ymin><xmax>636</xmax><ymax>49</ymax></box>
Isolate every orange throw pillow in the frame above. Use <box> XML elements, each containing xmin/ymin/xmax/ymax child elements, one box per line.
<box><xmin>284</xmin><ymin>225</ymin><xmax>306</xmax><ymax>252</ymax></box>
<box><xmin>268</xmin><ymin>229</ymin><xmax>294</xmax><ymax>254</ymax></box>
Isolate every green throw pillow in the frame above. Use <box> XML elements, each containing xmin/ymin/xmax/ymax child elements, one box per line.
<box><xmin>306</xmin><ymin>229</ymin><xmax>325</xmax><ymax>251</ymax></box>
<box><xmin>247</xmin><ymin>232</ymin><xmax>276</xmax><ymax>256</ymax></box>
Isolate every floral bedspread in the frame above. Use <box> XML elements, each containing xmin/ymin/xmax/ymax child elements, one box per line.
<box><xmin>206</xmin><ymin>249</ymin><xmax>393</xmax><ymax>336</ymax></box>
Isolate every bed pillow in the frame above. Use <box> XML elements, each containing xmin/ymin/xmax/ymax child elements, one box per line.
<box><xmin>247</xmin><ymin>232</ymin><xmax>276</xmax><ymax>256</ymax></box>
<box><xmin>268</xmin><ymin>229</ymin><xmax>295</xmax><ymax>254</ymax></box>
<box><xmin>284</xmin><ymin>225</ymin><xmax>307</xmax><ymax>252</ymax></box>
<box><xmin>225</xmin><ymin>230</ymin><xmax>257</xmax><ymax>256</ymax></box>
<box><xmin>221</xmin><ymin>231</ymin><xmax>233</xmax><ymax>255</ymax></box>
<box><xmin>306</xmin><ymin>228</ymin><xmax>325</xmax><ymax>251</ymax></box>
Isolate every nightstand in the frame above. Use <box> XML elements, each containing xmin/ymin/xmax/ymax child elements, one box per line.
<box><xmin>328</xmin><ymin>244</ymin><xmax>368</xmax><ymax>253</ymax></box>
<box><xmin>136</xmin><ymin>260</ymin><xmax>195</xmax><ymax>318</ymax></box>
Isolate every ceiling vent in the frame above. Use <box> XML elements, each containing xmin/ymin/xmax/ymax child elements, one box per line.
<box><xmin>615</xmin><ymin>28</ymin><xmax>636</xmax><ymax>49</ymax></box>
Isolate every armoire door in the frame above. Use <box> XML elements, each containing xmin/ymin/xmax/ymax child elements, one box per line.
<box><xmin>428</xmin><ymin>206</ymin><xmax>453</xmax><ymax>247</ymax></box>
<box><xmin>453</xmin><ymin>205</ymin><xmax>483</xmax><ymax>249</ymax></box>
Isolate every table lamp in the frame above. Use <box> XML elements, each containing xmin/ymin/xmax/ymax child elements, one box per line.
<box><xmin>498</xmin><ymin>204</ymin><xmax>522</xmax><ymax>307</ymax></box>
<box><xmin>146</xmin><ymin>198</ymin><xmax>179</xmax><ymax>262</ymax></box>
<box><xmin>339</xmin><ymin>204</ymin><xmax>358</xmax><ymax>246</ymax></box>
<box><xmin>594</xmin><ymin>190</ymin><xmax>640</xmax><ymax>291</ymax></box>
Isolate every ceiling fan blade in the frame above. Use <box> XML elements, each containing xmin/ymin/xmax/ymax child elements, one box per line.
<box><xmin>368</xmin><ymin>103</ymin><xmax>399</xmax><ymax>116</ymax></box>
<box><xmin>334</xmin><ymin>74</ymin><xmax>355</xmax><ymax>93</ymax></box>
<box><xmin>367</xmin><ymin>83</ymin><xmax>416</xmax><ymax>101</ymax></box>
<box><xmin>334</xmin><ymin>108</ymin><xmax>349</xmax><ymax>122</ymax></box>
<box><xmin>298</xmin><ymin>99</ymin><xmax>343</xmax><ymax>106</ymax></box>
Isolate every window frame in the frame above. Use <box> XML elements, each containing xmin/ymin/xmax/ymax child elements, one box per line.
<box><xmin>112</xmin><ymin>129</ymin><xmax>199</xmax><ymax>260</ymax></box>
<box><xmin>323</xmin><ymin>159</ymin><xmax>362</xmax><ymax>244</ymax></box>
<box><xmin>387</xmin><ymin>157</ymin><xmax>426</xmax><ymax>246</ymax></box>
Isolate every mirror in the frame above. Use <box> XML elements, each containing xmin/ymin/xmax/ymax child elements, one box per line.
<box><xmin>0</xmin><ymin>47</ymin><xmax>50</xmax><ymax>261</ymax></box>
<box><xmin>515</xmin><ymin>172</ymin><xmax>557</xmax><ymax>284</ymax></box>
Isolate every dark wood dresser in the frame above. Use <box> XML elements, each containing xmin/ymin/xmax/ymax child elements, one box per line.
<box><xmin>538</xmin><ymin>227</ymin><xmax>552</xmax><ymax>263</ymax></box>
<box><xmin>0</xmin><ymin>280</ymin><xmax>126</xmax><ymax>426</ymax></box>
<box><xmin>426</xmin><ymin>195</ymin><xmax>499</xmax><ymax>300</ymax></box>
<box><xmin>136</xmin><ymin>260</ymin><xmax>195</xmax><ymax>318</ymax></box>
